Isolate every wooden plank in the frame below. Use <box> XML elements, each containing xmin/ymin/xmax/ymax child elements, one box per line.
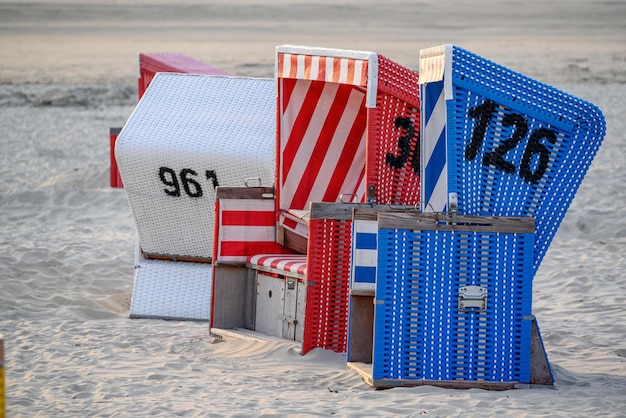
<box><xmin>348</xmin><ymin>295</ymin><xmax>374</xmax><ymax>363</ymax></box>
<box><xmin>347</xmin><ymin>362</ymin><xmax>376</xmax><ymax>387</ymax></box>
<box><xmin>350</xmin><ymin>289</ymin><xmax>375</xmax><ymax>297</ymax></box>
<box><xmin>377</xmin><ymin>212</ymin><xmax>535</xmax><ymax>234</ymax></box>
<box><xmin>143</xmin><ymin>253</ymin><xmax>213</xmax><ymax>263</ymax></box>
<box><xmin>244</xmin><ymin>268</ymin><xmax>257</xmax><ymax>330</ymax></box>
<box><xmin>210</xmin><ymin>327</ymin><xmax>302</xmax><ymax>353</ymax></box>
<box><xmin>309</xmin><ymin>202</ymin><xmax>362</xmax><ymax>220</ymax></box>
<box><xmin>347</xmin><ymin>362</ymin><xmax>520</xmax><ymax>390</ymax></box>
<box><xmin>212</xmin><ymin>265</ymin><xmax>249</xmax><ymax>329</ymax></box>
<box><xmin>352</xmin><ymin>208</ymin><xmax>379</xmax><ymax>221</ymax></box>
<box><xmin>352</xmin><ymin>205</ymin><xmax>417</xmax><ymax>221</ymax></box>
<box><xmin>309</xmin><ymin>202</ymin><xmax>415</xmax><ymax>221</ymax></box>
<box><xmin>530</xmin><ymin>317</ymin><xmax>555</xmax><ymax>386</ymax></box>
<box><xmin>286</xmin><ymin>209</ymin><xmax>310</xmax><ymax>222</ymax></box>
<box><xmin>215</xmin><ymin>186</ymin><xmax>275</xmax><ymax>200</ymax></box>
<box><xmin>282</xmin><ymin>227</ymin><xmax>308</xmax><ymax>255</ymax></box>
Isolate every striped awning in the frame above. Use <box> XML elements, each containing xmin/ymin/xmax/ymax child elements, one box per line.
<box><xmin>277</xmin><ymin>52</ymin><xmax>369</xmax><ymax>87</ymax></box>
<box><xmin>247</xmin><ymin>254</ymin><xmax>308</xmax><ymax>277</ymax></box>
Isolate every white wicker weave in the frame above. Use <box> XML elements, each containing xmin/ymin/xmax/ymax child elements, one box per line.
<box><xmin>129</xmin><ymin>257</ymin><xmax>212</xmax><ymax>320</ymax></box>
<box><xmin>116</xmin><ymin>74</ymin><xmax>276</xmax><ymax>260</ymax></box>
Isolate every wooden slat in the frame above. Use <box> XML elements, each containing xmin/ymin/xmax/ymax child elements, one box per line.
<box><xmin>310</xmin><ymin>202</ymin><xmax>414</xmax><ymax>221</ymax></box>
<box><xmin>143</xmin><ymin>253</ymin><xmax>212</xmax><ymax>263</ymax></box>
<box><xmin>347</xmin><ymin>362</ymin><xmax>521</xmax><ymax>390</ymax></box>
<box><xmin>529</xmin><ymin>316</ymin><xmax>555</xmax><ymax>386</ymax></box>
<box><xmin>309</xmin><ymin>202</ymin><xmax>362</xmax><ymax>220</ymax></box>
<box><xmin>283</xmin><ymin>228</ymin><xmax>308</xmax><ymax>255</ymax></box>
<box><xmin>349</xmin><ymin>289</ymin><xmax>375</xmax><ymax>297</ymax></box>
<box><xmin>347</xmin><ymin>295</ymin><xmax>374</xmax><ymax>363</ymax></box>
<box><xmin>378</xmin><ymin>212</ymin><xmax>535</xmax><ymax>234</ymax></box>
<box><xmin>352</xmin><ymin>205</ymin><xmax>417</xmax><ymax>221</ymax></box>
<box><xmin>215</xmin><ymin>186</ymin><xmax>275</xmax><ymax>200</ymax></box>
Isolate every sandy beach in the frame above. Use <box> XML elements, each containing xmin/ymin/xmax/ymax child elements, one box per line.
<box><xmin>1</xmin><ymin>0</ymin><xmax>625</xmax><ymax>416</ymax></box>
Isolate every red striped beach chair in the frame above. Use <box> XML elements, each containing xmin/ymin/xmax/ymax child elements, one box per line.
<box><xmin>276</xmin><ymin>45</ymin><xmax>421</xmax><ymax>240</ymax></box>
<box><xmin>211</xmin><ymin>186</ymin><xmax>295</xmax><ymax>330</ymax></box>
<box><xmin>223</xmin><ymin>46</ymin><xmax>420</xmax><ymax>354</ymax></box>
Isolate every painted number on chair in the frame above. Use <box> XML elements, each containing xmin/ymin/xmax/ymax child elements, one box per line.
<box><xmin>386</xmin><ymin>116</ymin><xmax>420</xmax><ymax>173</ymax></box>
<box><xmin>465</xmin><ymin>99</ymin><xmax>557</xmax><ymax>184</ymax></box>
<box><xmin>159</xmin><ymin>166</ymin><xmax>219</xmax><ymax>198</ymax></box>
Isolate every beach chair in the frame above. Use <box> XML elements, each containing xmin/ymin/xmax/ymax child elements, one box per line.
<box><xmin>110</xmin><ymin>53</ymin><xmax>228</xmax><ymax>188</ymax></box>
<box><xmin>222</xmin><ymin>45</ymin><xmax>421</xmax><ymax>354</ymax></box>
<box><xmin>345</xmin><ymin>44</ymin><xmax>607</xmax><ymax>389</ymax></box>
<box><xmin>115</xmin><ymin>73</ymin><xmax>276</xmax><ymax>320</ymax></box>
<box><xmin>347</xmin><ymin>210</ymin><xmax>555</xmax><ymax>389</ymax></box>
<box><xmin>419</xmin><ymin>44</ymin><xmax>606</xmax><ymax>274</ymax></box>
<box><xmin>211</xmin><ymin>186</ymin><xmax>296</xmax><ymax>330</ymax></box>
<box><xmin>137</xmin><ymin>53</ymin><xmax>229</xmax><ymax>99</ymax></box>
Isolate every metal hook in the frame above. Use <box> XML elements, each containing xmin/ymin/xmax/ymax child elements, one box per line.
<box><xmin>340</xmin><ymin>193</ymin><xmax>358</xmax><ymax>203</ymax></box>
<box><xmin>244</xmin><ymin>177</ymin><xmax>261</xmax><ymax>187</ymax></box>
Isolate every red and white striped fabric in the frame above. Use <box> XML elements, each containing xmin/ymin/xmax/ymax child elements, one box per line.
<box><xmin>276</xmin><ymin>46</ymin><xmax>377</xmax><ymax>236</ymax></box>
<box><xmin>214</xmin><ymin>190</ymin><xmax>294</xmax><ymax>264</ymax></box>
<box><xmin>247</xmin><ymin>254</ymin><xmax>308</xmax><ymax>277</ymax></box>
<box><xmin>277</xmin><ymin>50</ymin><xmax>369</xmax><ymax>88</ymax></box>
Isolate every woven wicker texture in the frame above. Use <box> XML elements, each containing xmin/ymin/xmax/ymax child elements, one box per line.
<box><xmin>372</xmin><ymin>224</ymin><xmax>534</xmax><ymax>383</ymax></box>
<box><xmin>302</xmin><ymin>218</ymin><xmax>352</xmax><ymax>354</ymax></box>
<box><xmin>116</xmin><ymin>74</ymin><xmax>276</xmax><ymax>260</ymax></box>
<box><xmin>366</xmin><ymin>54</ymin><xmax>421</xmax><ymax>206</ymax></box>
<box><xmin>130</xmin><ymin>258</ymin><xmax>212</xmax><ymax>321</ymax></box>
<box><xmin>420</xmin><ymin>45</ymin><xmax>606</xmax><ymax>274</ymax></box>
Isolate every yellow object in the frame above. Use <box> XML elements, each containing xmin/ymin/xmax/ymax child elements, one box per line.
<box><xmin>1</xmin><ymin>335</ymin><xmax>4</xmax><ymax>418</ymax></box>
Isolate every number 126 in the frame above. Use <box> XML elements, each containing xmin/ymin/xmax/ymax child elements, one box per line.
<box><xmin>465</xmin><ymin>99</ymin><xmax>557</xmax><ymax>185</ymax></box>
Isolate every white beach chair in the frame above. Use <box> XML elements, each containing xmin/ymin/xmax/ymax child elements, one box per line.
<box><xmin>115</xmin><ymin>73</ymin><xmax>276</xmax><ymax>320</ymax></box>
<box><xmin>110</xmin><ymin>53</ymin><xmax>229</xmax><ymax>188</ymax></box>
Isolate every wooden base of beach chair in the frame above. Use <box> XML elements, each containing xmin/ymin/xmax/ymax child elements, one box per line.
<box><xmin>348</xmin><ymin>317</ymin><xmax>554</xmax><ymax>390</ymax></box>
<box><xmin>211</xmin><ymin>265</ymin><xmax>256</xmax><ymax>330</ymax></box>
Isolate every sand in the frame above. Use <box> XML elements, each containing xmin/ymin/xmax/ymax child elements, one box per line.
<box><xmin>1</xmin><ymin>0</ymin><xmax>625</xmax><ymax>416</ymax></box>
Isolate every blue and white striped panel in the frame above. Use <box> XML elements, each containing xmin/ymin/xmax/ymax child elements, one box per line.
<box><xmin>421</xmin><ymin>80</ymin><xmax>448</xmax><ymax>213</ymax></box>
<box><xmin>351</xmin><ymin>219</ymin><xmax>377</xmax><ymax>292</ymax></box>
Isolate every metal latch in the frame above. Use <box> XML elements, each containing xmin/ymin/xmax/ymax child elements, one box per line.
<box><xmin>458</xmin><ymin>285</ymin><xmax>487</xmax><ymax>312</ymax></box>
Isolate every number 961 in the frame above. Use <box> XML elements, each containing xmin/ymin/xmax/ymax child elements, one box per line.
<box><xmin>158</xmin><ymin>166</ymin><xmax>219</xmax><ymax>198</ymax></box>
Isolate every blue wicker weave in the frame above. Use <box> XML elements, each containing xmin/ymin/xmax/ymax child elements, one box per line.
<box><xmin>420</xmin><ymin>45</ymin><xmax>606</xmax><ymax>274</ymax></box>
<box><xmin>372</xmin><ymin>223</ymin><xmax>534</xmax><ymax>383</ymax></box>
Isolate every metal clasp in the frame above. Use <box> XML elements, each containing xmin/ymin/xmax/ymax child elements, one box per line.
<box><xmin>244</xmin><ymin>177</ymin><xmax>261</xmax><ymax>187</ymax></box>
<box><xmin>458</xmin><ymin>285</ymin><xmax>487</xmax><ymax>312</ymax></box>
